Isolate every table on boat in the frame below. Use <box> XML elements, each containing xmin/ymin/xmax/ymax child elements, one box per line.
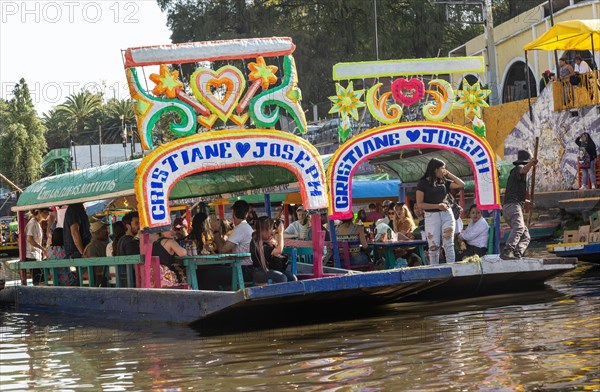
<box><xmin>368</xmin><ymin>240</ymin><xmax>428</xmax><ymax>269</ymax></box>
<box><xmin>176</xmin><ymin>253</ymin><xmax>250</xmax><ymax>291</ymax></box>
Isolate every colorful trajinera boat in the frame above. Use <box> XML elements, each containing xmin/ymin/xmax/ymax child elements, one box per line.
<box><xmin>0</xmin><ymin>37</ymin><xmax>576</xmax><ymax>325</ymax></box>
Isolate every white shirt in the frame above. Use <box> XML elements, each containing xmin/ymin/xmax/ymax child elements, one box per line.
<box><xmin>575</xmin><ymin>60</ymin><xmax>591</xmax><ymax>74</ymax></box>
<box><xmin>284</xmin><ymin>220</ymin><xmax>303</xmax><ymax>236</ymax></box>
<box><xmin>227</xmin><ymin>220</ymin><xmax>254</xmax><ymax>265</ymax></box>
<box><xmin>25</xmin><ymin>218</ymin><xmax>43</xmax><ymax>260</ymax></box>
<box><xmin>459</xmin><ymin>218</ymin><xmax>489</xmax><ymax>249</ymax></box>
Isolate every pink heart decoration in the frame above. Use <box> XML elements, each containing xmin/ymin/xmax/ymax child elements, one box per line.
<box><xmin>391</xmin><ymin>78</ymin><xmax>425</xmax><ymax>107</ymax></box>
<box><xmin>191</xmin><ymin>66</ymin><xmax>246</xmax><ymax>122</ymax></box>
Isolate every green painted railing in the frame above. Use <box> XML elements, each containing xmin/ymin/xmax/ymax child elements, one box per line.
<box><xmin>11</xmin><ymin>256</ymin><xmax>142</xmax><ymax>288</ymax></box>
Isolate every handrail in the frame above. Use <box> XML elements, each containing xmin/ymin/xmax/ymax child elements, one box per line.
<box><xmin>552</xmin><ymin>70</ymin><xmax>600</xmax><ymax>111</ymax></box>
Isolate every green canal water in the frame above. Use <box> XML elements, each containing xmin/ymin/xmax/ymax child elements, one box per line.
<box><xmin>1</xmin><ymin>249</ymin><xmax>599</xmax><ymax>391</ymax></box>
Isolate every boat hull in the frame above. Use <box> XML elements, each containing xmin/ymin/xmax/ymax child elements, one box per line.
<box><xmin>552</xmin><ymin>243</ymin><xmax>600</xmax><ymax>263</ymax></box>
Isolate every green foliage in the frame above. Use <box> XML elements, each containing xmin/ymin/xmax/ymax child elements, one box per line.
<box><xmin>156</xmin><ymin>0</ymin><xmax>484</xmax><ymax>118</ymax></box>
<box><xmin>0</xmin><ymin>79</ymin><xmax>47</xmax><ymax>188</ymax></box>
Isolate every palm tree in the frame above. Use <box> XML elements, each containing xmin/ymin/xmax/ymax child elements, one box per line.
<box><xmin>42</xmin><ymin>109</ymin><xmax>70</xmax><ymax>149</ymax></box>
<box><xmin>56</xmin><ymin>91</ymin><xmax>102</xmax><ymax>137</ymax></box>
<box><xmin>102</xmin><ymin>98</ymin><xmax>136</xmax><ymax>144</ymax></box>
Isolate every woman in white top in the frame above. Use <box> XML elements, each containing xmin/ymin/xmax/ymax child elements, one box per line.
<box><xmin>457</xmin><ymin>205</ymin><xmax>489</xmax><ymax>260</ymax></box>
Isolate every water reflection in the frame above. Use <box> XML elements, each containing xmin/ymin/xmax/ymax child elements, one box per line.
<box><xmin>0</xmin><ymin>263</ymin><xmax>598</xmax><ymax>391</ymax></box>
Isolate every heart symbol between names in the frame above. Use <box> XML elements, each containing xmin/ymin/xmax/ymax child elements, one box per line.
<box><xmin>191</xmin><ymin>65</ymin><xmax>246</xmax><ymax>122</ymax></box>
<box><xmin>406</xmin><ymin>130</ymin><xmax>421</xmax><ymax>143</ymax></box>
<box><xmin>236</xmin><ymin>142</ymin><xmax>251</xmax><ymax>158</ymax></box>
<box><xmin>391</xmin><ymin>78</ymin><xmax>425</xmax><ymax>107</ymax></box>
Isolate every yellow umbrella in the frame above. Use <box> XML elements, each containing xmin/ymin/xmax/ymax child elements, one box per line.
<box><xmin>523</xmin><ymin>19</ymin><xmax>600</xmax><ymax>51</ymax></box>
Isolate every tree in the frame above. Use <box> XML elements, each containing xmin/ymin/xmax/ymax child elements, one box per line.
<box><xmin>43</xmin><ymin>109</ymin><xmax>70</xmax><ymax>150</ymax></box>
<box><xmin>55</xmin><ymin>90</ymin><xmax>102</xmax><ymax>139</ymax></box>
<box><xmin>0</xmin><ymin>79</ymin><xmax>47</xmax><ymax>187</ymax></box>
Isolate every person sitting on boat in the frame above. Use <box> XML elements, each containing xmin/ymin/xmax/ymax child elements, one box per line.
<box><xmin>83</xmin><ymin>221</ymin><xmax>109</xmax><ymax>286</ymax></box>
<box><xmin>106</xmin><ymin>221</ymin><xmax>125</xmax><ymax>257</ymax></box>
<box><xmin>355</xmin><ymin>209</ymin><xmax>367</xmax><ymax>225</ymax></box>
<box><xmin>336</xmin><ymin>218</ymin><xmax>371</xmax><ymax>266</ymax></box>
<box><xmin>283</xmin><ymin>205</ymin><xmax>305</xmax><ymax>238</ymax></box>
<box><xmin>213</xmin><ymin>200</ymin><xmax>254</xmax><ymax>281</ymax></box>
<box><xmin>116</xmin><ymin>212</ymin><xmax>140</xmax><ymax>256</ymax></box>
<box><xmin>250</xmin><ymin>216</ymin><xmax>296</xmax><ymax>284</ymax></box>
<box><xmin>188</xmin><ymin>212</ymin><xmax>208</xmax><ymax>254</ymax></box>
<box><xmin>391</xmin><ymin>203</ymin><xmax>416</xmax><ymax>239</ymax></box>
<box><xmin>25</xmin><ymin>208</ymin><xmax>51</xmax><ymax>285</ymax></box>
<box><xmin>173</xmin><ymin>217</ymin><xmax>189</xmax><ymax>245</ymax></box>
<box><xmin>501</xmin><ymin>150</ymin><xmax>538</xmax><ymax>260</ymax></box>
<box><xmin>375</xmin><ymin>202</ymin><xmax>395</xmax><ymax>227</ymax></box>
<box><xmin>151</xmin><ymin>226</ymin><xmax>187</xmax><ymax>287</ymax></box>
<box><xmin>46</xmin><ymin>227</ymin><xmax>79</xmax><ymax>286</ymax></box>
<box><xmin>575</xmin><ymin>132</ymin><xmax>597</xmax><ymax>190</ymax></box>
<box><xmin>456</xmin><ymin>205</ymin><xmax>489</xmax><ymax>260</ymax></box>
<box><xmin>297</xmin><ymin>212</ymin><xmax>311</xmax><ymax>240</ymax></box>
<box><xmin>365</xmin><ymin>203</ymin><xmax>384</xmax><ymax>223</ymax></box>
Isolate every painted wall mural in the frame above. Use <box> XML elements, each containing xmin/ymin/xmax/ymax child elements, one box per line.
<box><xmin>503</xmin><ymin>87</ymin><xmax>600</xmax><ymax>191</ymax></box>
<box><xmin>124</xmin><ymin>37</ymin><xmax>307</xmax><ymax>150</ymax></box>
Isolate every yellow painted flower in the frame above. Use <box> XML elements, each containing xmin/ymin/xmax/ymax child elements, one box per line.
<box><xmin>455</xmin><ymin>78</ymin><xmax>490</xmax><ymax>118</ymax></box>
<box><xmin>248</xmin><ymin>56</ymin><xmax>278</xmax><ymax>89</ymax></box>
<box><xmin>328</xmin><ymin>81</ymin><xmax>365</xmax><ymax>121</ymax></box>
<box><xmin>149</xmin><ymin>64</ymin><xmax>183</xmax><ymax>98</ymax></box>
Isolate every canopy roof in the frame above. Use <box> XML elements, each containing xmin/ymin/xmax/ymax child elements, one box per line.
<box><xmin>523</xmin><ymin>19</ymin><xmax>600</xmax><ymax>51</ymax></box>
<box><xmin>15</xmin><ymin>158</ymin><xmax>297</xmax><ymax>211</ymax></box>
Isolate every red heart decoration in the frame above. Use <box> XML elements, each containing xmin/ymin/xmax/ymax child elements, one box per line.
<box><xmin>391</xmin><ymin>78</ymin><xmax>425</xmax><ymax>106</ymax></box>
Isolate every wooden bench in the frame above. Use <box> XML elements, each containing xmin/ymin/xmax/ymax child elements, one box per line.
<box><xmin>176</xmin><ymin>254</ymin><xmax>248</xmax><ymax>291</ymax></box>
<box><xmin>11</xmin><ymin>256</ymin><xmax>144</xmax><ymax>287</ymax></box>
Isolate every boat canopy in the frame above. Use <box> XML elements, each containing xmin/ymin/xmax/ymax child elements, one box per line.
<box><xmin>14</xmin><ymin>158</ymin><xmax>298</xmax><ymax>211</ymax></box>
<box><xmin>523</xmin><ymin>19</ymin><xmax>600</xmax><ymax>51</ymax></box>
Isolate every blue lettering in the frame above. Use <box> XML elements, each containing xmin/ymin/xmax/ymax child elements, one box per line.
<box><xmin>362</xmin><ymin>139</ymin><xmax>375</xmax><ymax>155</ymax></box>
<box><xmin>373</xmin><ymin>135</ymin><xmax>389</xmax><ymax>149</ymax></box>
<box><xmin>335</xmin><ymin>196</ymin><xmax>349</xmax><ymax>209</ymax></box>
<box><xmin>336</xmin><ymin>162</ymin><xmax>352</xmax><ymax>177</ymax></box>
<box><xmin>308</xmin><ymin>181</ymin><xmax>322</xmax><ymax>197</ymax></box>
<box><xmin>269</xmin><ymin>143</ymin><xmax>281</xmax><ymax>157</ymax></box>
<box><xmin>281</xmin><ymin>144</ymin><xmax>294</xmax><ymax>160</ymax></box>
<box><xmin>253</xmin><ymin>142</ymin><xmax>268</xmax><ymax>158</ymax></box>
<box><xmin>389</xmin><ymin>132</ymin><xmax>401</xmax><ymax>146</ymax></box>
<box><xmin>448</xmin><ymin>132</ymin><xmax>461</xmax><ymax>147</ymax></box>
<box><xmin>219</xmin><ymin>142</ymin><xmax>232</xmax><ymax>158</ymax></box>
<box><xmin>181</xmin><ymin>150</ymin><xmax>190</xmax><ymax>165</ymax></box>
<box><xmin>470</xmin><ymin>145</ymin><xmax>486</xmax><ymax>159</ymax></box>
<box><xmin>353</xmin><ymin>146</ymin><xmax>364</xmax><ymax>160</ymax></box>
<box><xmin>342</xmin><ymin>150</ymin><xmax>358</xmax><ymax>165</ymax></box>
<box><xmin>459</xmin><ymin>136</ymin><xmax>474</xmax><ymax>153</ymax></box>
<box><xmin>151</xmin><ymin>205</ymin><xmax>166</xmax><ymax>220</ymax></box>
<box><xmin>305</xmin><ymin>165</ymin><xmax>319</xmax><ymax>179</ymax></box>
<box><xmin>191</xmin><ymin>147</ymin><xmax>203</xmax><ymax>162</ymax></box>
<box><xmin>438</xmin><ymin>130</ymin><xmax>450</xmax><ymax>145</ymax></box>
<box><xmin>205</xmin><ymin>144</ymin><xmax>219</xmax><ymax>159</ymax></box>
<box><xmin>151</xmin><ymin>168</ymin><xmax>169</xmax><ymax>182</ymax></box>
<box><xmin>422</xmin><ymin>128</ymin><xmax>437</xmax><ymax>143</ymax></box>
<box><xmin>161</xmin><ymin>154</ymin><xmax>179</xmax><ymax>172</ymax></box>
<box><xmin>294</xmin><ymin>151</ymin><xmax>310</xmax><ymax>168</ymax></box>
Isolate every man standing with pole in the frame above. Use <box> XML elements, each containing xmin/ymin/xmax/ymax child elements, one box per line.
<box><xmin>500</xmin><ymin>149</ymin><xmax>539</xmax><ymax>260</ymax></box>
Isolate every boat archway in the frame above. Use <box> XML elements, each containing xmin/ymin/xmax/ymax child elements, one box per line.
<box><xmin>135</xmin><ymin>129</ymin><xmax>327</xmax><ymax>231</ymax></box>
<box><xmin>327</xmin><ymin>121</ymin><xmax>500</xmax><ymax>220</ymax></box>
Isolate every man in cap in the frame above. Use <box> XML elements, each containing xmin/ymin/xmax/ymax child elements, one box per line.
<box><xmin>284</xmin><ymin>205</ymin><xmax>306</xmax><ymax>239</ymax></box>
<box><xmin>84</xmin><ymin>220</ymin><xmax>109</xmax><ymax>286</ymax></box>
<box><xmin>501</xmin><ymin>150</ymin><xmax>538</xmax><ymax>260</ymax></box>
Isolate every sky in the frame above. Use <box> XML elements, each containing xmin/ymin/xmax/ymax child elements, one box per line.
<box><xmin>0</xmin><ymin>0</ymin><xmax>173</xmax><ymax>115</ymax></box>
